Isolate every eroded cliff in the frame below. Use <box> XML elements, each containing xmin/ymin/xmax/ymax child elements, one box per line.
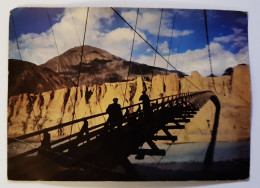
<box><xmin>7</xmin><ymin>64</ymin><xmax>251</xmax><ymax>143</ymax></box>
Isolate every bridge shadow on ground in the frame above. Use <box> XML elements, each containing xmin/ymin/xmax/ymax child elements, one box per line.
<box><xmin>8</xmin><ymin>155</ymin><xmax>249</xmax><ymax>181</ymax></box>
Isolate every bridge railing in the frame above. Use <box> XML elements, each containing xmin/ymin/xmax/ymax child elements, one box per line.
<box><xmin>8</xmin><ymin>91</ymin><xmax>209</xmax><ymax>159</ymax></box>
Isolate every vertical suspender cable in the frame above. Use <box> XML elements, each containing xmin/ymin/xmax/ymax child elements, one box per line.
<box><xmin>155</xmin><ymin>10</ymin><xmax>178</xmax><ymax>167</ymax></box>
<box><xmin>11</xmin><ymin>13</ymin><xmax>42</xmax><ymax>140</ymax></box>
<box><xmin>47</xmin><ymin>8</ymin><xmax>78</xmax><ymax>136</ymax></box>
<box><xmin>204</xmin><ymin>10</ymin><xmax>222</xmax><ymax>94</ymax></box>
<box><xmin>204</xmin><ymin>10</ymin><xmax>214</xmax><ymax>77</ymax></box>
<box><xmin>122</xmin><ymin>8</ymin><xmax>139</xmax><ymax>107</ymax></box>
<box><xmin>69</xmin><ymin>8</ymin><xmax>82</xmax><ymax>46</ymax></box>
<box><xmin>70</xmin><ymin>7</ymin><xmax>90</xmax><ymax>136</ymax></box>
<box><xmin>70</xmin><ymin>8</ymin><xmax>106</xmax><ymax>122</ymax></box>
<box><xmin>164</xmin><ymin>11</ymin><xmax>177</xmax><ymax>95</ymax></box>
<box><xmin>165</xmin><ymin>12</ymin><xmax>177</xmax><ymax>76</ymax></box>
<box><xmin>10</xmin><ymin>14</ymin><xmax>23</xmax><ymax>61</ymax></box>
<box><xmin>149</xmin><ymin>9</ymin><xmax>163</xmax><ymax>97</ymax></box>
<box><xmin>70</xmin><ymin>8</ymin><xmax>94</xmax><ymax>116</ymax></box>
<box><xmin>47</xmin><ymin>8</ymin><xmax>67</xmax><ymax>74</ymax></box>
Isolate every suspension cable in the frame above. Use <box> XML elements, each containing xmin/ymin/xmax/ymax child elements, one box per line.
<box><xmin>10</xmin><ymin>13</ymin><xmax>43</xmax><ymax>140</ymax></box>
<box><xmin>111</xmin><ymin>8</ymin><xmax>202</xmax><ymax>92</ymax></box>
<box><xmin>47</xmin><ymin>9</ymin><xmax>67</xmax><ymax>73</ymax></box>
<box><xmin>47</xmin><ymin>8</ymin><xmax>81</xmax><ymax>135</ymax></box>
<box><xmin>204</xmin><ymin>10</ymin><xmax>222</xmax><ymax>94</ymax></box>
<box><xmin>164</xmin><ymin>11</ymin><xmax>177</xmax><ymax>95</ymax></box>
<box><xmin>69</xmin><ymin>8</ymin><xmax>82</xmax><ymax>46</ymax></box>
<box><xmin>70</xmin><ymin>7</ymin><xmax>90</xmax><ymax>136</ymax></box>
<box><xmin>149</xmin><ymin>9</ymin><xmax>163</xmax><ymax>97</ymax></box>
<box><xmin>203</xmin><ymin>10</ymin><xmax>213</xmax><ymax>77</ymax></box>
<box><xmin>70</xmin><ymin>8</ymin><xmax>94</xmax><ymax>115</ymax></box>
<box><xmin>165</xmin><ymin>11</ymin><xmax>177</xmax><ymax>76</ymax></box>
<box><xmin>10</xmin><ymin>13</ymin><xmax>22</xmax><ymax>61</ymax></box>
<box><xmin>70</xmin><ymin>8</ymin><xmax>106</xmax><ymax>121</ymax></box>
<box><xmin>122</xmin><ymin>8</ymin><xmax>139</xmax><ymax>107</ymax></box>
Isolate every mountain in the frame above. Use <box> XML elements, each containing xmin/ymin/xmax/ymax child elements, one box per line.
<box><xmin>8</xmin><ymin>59</ymin><xmax>75</xmax><ymax>97</ymax></box>
<box><xmin>41</xmin><ymin>45</ymin><xmax>185</xmax><ymax>86</ymax></box>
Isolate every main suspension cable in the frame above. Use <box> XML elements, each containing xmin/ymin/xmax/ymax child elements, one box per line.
<box><xmin>111</xmin><ymin>8</ymin><xmax>202</xmax><ymax>92</ymax></box>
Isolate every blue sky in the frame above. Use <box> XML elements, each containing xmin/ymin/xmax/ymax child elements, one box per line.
<box><xmin>9</xmin><ymin>7</ymin><xmax>249</xmax><ymax>76</ymax></box>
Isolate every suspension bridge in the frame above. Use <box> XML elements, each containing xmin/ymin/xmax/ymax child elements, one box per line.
<box><xmin>8</xmin><ymin>8</ymin><xmax>222</xmax><ymax>180</ymax></box>
<box><xmin>8</xmin><ymin>91</ymin><xmax>220</xmax><ymax>179</ymax></box>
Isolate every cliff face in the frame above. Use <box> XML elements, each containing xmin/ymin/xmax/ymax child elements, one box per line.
<box><xmin>177</xmin><ymin>64</ymin><xmax>251</xmax><ymax>142</ymax></box>
<box><xmin>7</xmin><ymin>65</ymin><xmax>251</xmax><ymax>143</ymax></box>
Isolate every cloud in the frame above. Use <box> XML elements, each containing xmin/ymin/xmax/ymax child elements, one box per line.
<box><xmin>101</xmin><ymin>28</ymin><xmax>146</xmax><ymax>59</ymax></box>
<box><xmin>135</xmin><ymin>42</ymin><xmax>249</xmax><ymax>76</ymax></box>
<box><xmin>158</xmin><ymin>41</ymin><xmax>169</xmax><ymax>54</ymax></box>
<box><xmin>213</xmin><ymin>28</ymin><xmax>248</xmax><ymax>49</ymax></box>
<box><xmin>9</xmin><ymin>8</ymin><xmax>195</xmax><ymax>65</ymax></box>
<box><xmin>121</xmin><ymin>9</ymin><xmax>193</xmax><ymax>38</ymax></box>
<box><xmin>8</xmin><ymin>7</ymin><xmax>146</xmax><ymax>65</ymax></box>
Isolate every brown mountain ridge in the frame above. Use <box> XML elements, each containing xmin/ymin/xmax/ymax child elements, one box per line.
<box><xmin>40</xmin><ymin>45</ymin><xmax>185</xmax><ymax>86</ymax></box>
<box><xmin>8</xmin><ymin>59</ymin><xmax>75</xmax><ymax>97</ymax></box>
<box><xmin>9</xmin><ymin>45</ymin><xmax>185</xmax><ymax>97</ymax></box>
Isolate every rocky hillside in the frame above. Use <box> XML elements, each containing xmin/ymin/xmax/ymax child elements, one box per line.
<box><xmin>41</xmin><ymin>45</ymin><xmax>184</xmax><ymax>86</ymax></box>
<box><xmin>8</xmin><ymin>59</ymin><xmax>75</xmax><ymax>97</ymax></box>
<box><xmin>7</xmin><ymin>64</ymin><xmax>251</xmax><ymax>143</ymax></box>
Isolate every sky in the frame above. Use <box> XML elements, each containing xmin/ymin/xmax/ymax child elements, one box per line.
<box><xmin>9</xmin><ymin>7</ymin><xmax>249</xmax><ymax>76</ymax></box>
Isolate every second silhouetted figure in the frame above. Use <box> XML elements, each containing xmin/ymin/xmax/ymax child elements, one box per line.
<box><xmin>106</xmin><ymin>98</ymin><xmax>123</xmax><ymax>130</ymax></box>
<box><xmin>139</xmin><ymin>90</ymin><xmax>150</xmax><ymax>111</ymax></box>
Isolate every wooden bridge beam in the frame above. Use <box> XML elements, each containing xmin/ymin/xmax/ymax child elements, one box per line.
<box><xmin>147</xmin><ymin>140</ymin><xmax>160</xmax><ymax>150</ymax></box>
<box><xmin>132</xmin><ymin>149</ymin><xmax>166</xmax><ymax>156</ymax></box>
<box><xmin>152</xmin><ymin>136</ymin><xmax>177</xmax><ymax>142</ymax></box>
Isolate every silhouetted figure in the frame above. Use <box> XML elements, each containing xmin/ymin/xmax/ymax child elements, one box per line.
<box><xmin>39</xmin><ymin>132</ymin><xmax>51</xmax><ymax>155</ymax></box>
<box><xmin>139</xmin><ymin>90</ymin><xmax>150</xmax><ymax>111</ymax></box>
<box><xmin>77</xmin><ymin>120</ymin><xmax>90</xmax><ymax>142</ymax></box>
<box><xmin>41</xmin><ymin>132</ymin><xmax>51</xmax><ymax>149</ymax></box>
<box><xmin>106</xmin><ymin>98</ymin><xmax>123</xmax><ymax>130</ymax></box>
<box><xmin>178</xmin><ymin>80</ymin><xmax>181</xmax><ymax>94</ymax></box>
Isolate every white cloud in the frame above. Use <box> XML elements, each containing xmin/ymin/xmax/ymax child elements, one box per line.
<box><xmin>213</xmin><ymin>28</ymin><xmax>247</xmax><ymax>49</ymax></box>
<box><xmin>121</xmin><ymin>9</ymin><xmax>193</xmax><ymax>38</ymax></box>
<box><xmin>158</xmin><ymin>41</ymin><xmax>169</xmax><ymax>54</ymax></box>
<box><xmin>136</xmin><ymin>42</ymin><xmax>249</xmax><ymax>77</ymax></box>
<box><xmin>146</xmin><ymin>48</ymin><xmax>152</xmax><ymax>53</ymax></box>
<box><xmin>101</xmin><ymin>28</ymin><xmax>146</xmax><ymax>59</ymax></box>
<box><xmin>9</xmin><ymin>7</ymin><xmax>248</xmax><ymax>77</ymax></box>
<box><xmin>8</xmin><ymin>7</ymin><xmax>145</xmax><ymax>65</ymax></box>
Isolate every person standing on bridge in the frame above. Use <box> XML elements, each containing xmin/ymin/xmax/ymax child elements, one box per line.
<box><xmin>106</xmin><ymin>98</ymin><xmax>123</xmax><ymax>130</ymax></box>
<box><xmin>139</xmin><ymin>90</ymin><xmax>150</xmax><ymax>111</ymax></box>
